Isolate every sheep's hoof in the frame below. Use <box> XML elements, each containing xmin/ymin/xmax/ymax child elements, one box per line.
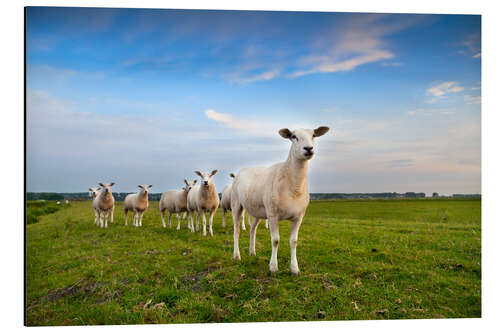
<box><xmin>249</xmin><ymin>252</ymin><xmax>256</xmax><ymax>256</ymax></box>
<box><xmin>291</xmin><ymin>268</ymin><xmax>300</xmax><ymax>276</ymax></box>
<box><xmin>269</xmin><ymin>263</ymin><xmax>279</xmax><ymax>273</ymax></box>
<box><xmin>233</xmin><ymin>253</ymin><xmax>241</xmax><ymax>261</ymax></box>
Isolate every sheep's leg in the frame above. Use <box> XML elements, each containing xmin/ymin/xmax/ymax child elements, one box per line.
<box><xmin>168</xmin><ymin>212</ymin><xmax>172</xmax><ymax>228</ymax></box>
<box><xmin>208</xmin><ymin>210</ymin><xmax>215</xmax><ymax>236</ymax></box>
<box><xmin>176</xmin><ymin>213</ymin><xmax>181</xmax><ymax>230</ymax></box>
<box><xmin>124</xmin><ymin>210</ymin><xmax>128</xmax><ymax>226</ymax></box>
<box><xmin>249</xmin><ymin>216</ymin><xmax>260</xmax><ymax>256</ymax></box>
<box><xmin>265</xmin><ymin>219</ymin><xmax>269</xmax><ymax>229</ymax></box>
<box><xmin>182</xmin><ymin>212</ymin><xmax>187</xmax><ymax>220</ymax></box>
<box><xmin>94</xmin><ymin>209</ymin><xmax>98</xmax><ymax>225</ymax></box>
<box><xmin>241</xmin><ymin>210</ymin><xmax>247</xmax><ymax>231</ymax></box>
<box><xmin>289</xmin><ymin>215</ymin><xmax>304</xmax><ymax>275</ymax></box>
<box><xmin>268</xmin><ymin>216</ymin><xmax>280</xmax><ymax>273</ymax></box>
<box><xmin>159</xmin><ymin>210</ymin><xmax>164</xmax><ymax>228</ymax></box>
<box><xmin>232</xmin><ymin>205</ymin><xmax>243</xmax><ymax>260</ymax></box>
<box><xmin>187</xmin><ymin>212</ymin><xmax>194</xmax><ymax>232</ymax></box>
<box><xmin>139</xmin><ymin>212</ymin><xmax>144</xmax><ymax>226</ymax></box>
<box><xmin>133</xmin><ymin>211</ymin><xmax>138</xmax><ymax>227</ymax></box>
<box><xmin>195</xmin><ymin>213</ymin><xmax>200</xmax><ymax>232</ymax></box>
<box><xmin>104</xmin><ymin>211</ymin><xmax>108</xmax><ymax>228</ymax></box>
<box><xmin>222</xmin><ymin>208</ymin><xmax>226</xmax><ymax>228</ymax></box>
<box><xmin>201</xmin><ymin>211</ymin><xmax>207</xmax><ymax>236</ymax></box>
<box><xmin>111</xmin><ymin>207</ymin><xmax>114</xmax><ymax>223</ymax></box>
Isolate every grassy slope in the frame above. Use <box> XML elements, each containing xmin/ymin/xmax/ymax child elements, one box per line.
<box><xmin>26</xmin><ymin>199</ymin><xmax>481</xmax><ymax>325</ymax></box>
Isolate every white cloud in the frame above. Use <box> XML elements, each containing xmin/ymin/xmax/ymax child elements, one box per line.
<box><xmin>427</xmin><ymin>81</ymin><xmax>464</xmax><ymax>97</ymax></box>
<box><xmin>473</xmin><ymin>52</ymin><xmax>481</xmax><ymax>58</ymax></box>
<box><xmin>464</xmin><ymin>95</ymin><xmax>481</xmax><ymax>105</ymax></box>
<box><xmin>288</xmin><ymin>15</ymin><xmax>411</xmax><ymax>78</ymax></box>
<box><xmin>407</xmin><ymin>108</ymin><xmax>455</xmax><ymax>116</ymax></box>
<box><xmin>228</xmin><ymin>68</ymin><xmax>281</xmax><ymax>84</ymax></box>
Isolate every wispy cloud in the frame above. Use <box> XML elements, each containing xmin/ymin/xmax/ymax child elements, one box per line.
<box><xmin>427</xmin><ymin>81</ymin><xmax>464</xmax><ymax>97</ymax></box>
<box><xmin>226</xmin><ymin>68</ymin><xmax>281</xmax><ymax>84</ymax></box>
<box><xmin>459</xmin><ymin>33</ymin><xmax>481</xmax><ymax>58</ymax></box>
<box><xmin>288</xmin><ymin>14</ymin><xmax>413</xmax><ymax>78</ymax></box>
<box><xmin>407</xmin><ymin>107</ymin><xmax>455</xmax><ymax>116</ymax></box>
<box><xmin>464</xmin><ymin>95</ymin><xmax>481</xmax><ymax>104</ymax></box>
<box><xmin>426</xmin><ymin>81</ymin><xmax>464</xmax><ymax>103</ymax></box>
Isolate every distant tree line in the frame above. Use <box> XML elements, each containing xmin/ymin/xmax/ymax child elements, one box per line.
<box><xmin>26</xmin><ymin>191</ymin><xmax>481</xmax><ymax>202</ymax></box>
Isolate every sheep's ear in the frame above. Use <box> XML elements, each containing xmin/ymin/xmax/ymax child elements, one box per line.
<box><xmin>195</xmin><ymin>171</ymin><xmax>202</xmax><ymax>177</ymax></box>
<box><xmin>210</xmin><ymin>169</ymin><xmax>218</xmax><ymax>177</ymax></box>
<box><xmin>98</xmin><ymin>182</ymin><xmax>105</xmax><ymax>187</ymax></box>
<box><xmin>193</xmin><ymin>179</ymin><xmax>197</xmax><ymax>184</ymax></box>
<box><xmin>148</xmin><ymin>185</ymin><xmax>153</xmax><ymax>188</ymax></box>
<box><xmin>229</xmin><ymin>173</ymin><xmax>235</xmax><ymax>178</ymax></box>
<box><xmin>109</xmin><ymin>182</ymin><xmax>115</xmax><ymax>187</ymax></box>
<box><xmin>184</xmin><ymin>179</ymin><xmax>189</xmax><ymax>186</ymax></box>
<box><xmin>279</xmin><ymin>128</ymin><xmax>292</xmax><ymax>139</ymax></box>
<box><xmin>138</xmin><ymin>185</ymin><xmax>144</xmax><ymax>189</ymax></box>
<box><xmin>313</xmin><ymin>126</ymin><xmax>330</xmax><ymax>137</ymax></box>
<box><xmin>88</xmin><ymin>188</ymin><xmax>93</xmax><ymax>191</ymax></box>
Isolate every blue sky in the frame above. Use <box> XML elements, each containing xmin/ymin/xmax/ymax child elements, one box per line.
<box><xmin>26</xmin><ymin>7</ymin><xmax>481</xmax><ymax>195</ymax></box>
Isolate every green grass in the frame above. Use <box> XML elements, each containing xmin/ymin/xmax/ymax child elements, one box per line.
<box><xmin>26</xmin><ymin>199</ymin><xmax>481</xmax><ymax>325</ymax></box>
<box><xmin>26</xmin><ymin>200</ymin><xmax>68</xmax><ymax>224</ymax></box>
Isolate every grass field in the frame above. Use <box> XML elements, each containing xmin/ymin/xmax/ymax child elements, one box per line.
<box><xmin>26</xmin><ymin>198</ymin><xmax>481</xmax><ymax>325</ymax></box>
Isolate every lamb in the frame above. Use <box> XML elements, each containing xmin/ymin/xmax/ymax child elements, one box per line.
<box><xmin>159</xmin><ymin>179</ymin><xmax>197</xmax><ymax>229</ymax></box>
<box><xmin>94</xmin><ymin>182</ymin><xmax>116</xmax><ymax>228</ymax></box>
<box><xmin>187</xmin><ymin>170</ymin><xmax>219</xmax><ymax>236</ymax></box>
<box><xmin>88</xmin><ymin>187</ymin><xmax>101</xmax><ymax>225</ymax></box>
<box><xmin>124</xmin><ymin>185</ymin><xmax>152</xmax><ymax>227</ymax></box>
<box><xmin>231</xmin><ymin>126</ymin><xmax>329</xmax><ymax>274</ymax></box>
<box><xmin>220</xmin><ymin>173</ymin><xmax>247</xmax><ymax>230</ymax></box>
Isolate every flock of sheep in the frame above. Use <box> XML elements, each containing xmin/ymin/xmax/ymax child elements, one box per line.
<box><xmin>89</xmin><ymin>126</ymin><xmax>329</xmax><ymax>274</ymax></box>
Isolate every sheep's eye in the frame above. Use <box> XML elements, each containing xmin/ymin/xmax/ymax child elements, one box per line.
<box><xmin>291</xmin><ymin>135</ymin><xmax>297</xmax><ymax>140</ymax></box>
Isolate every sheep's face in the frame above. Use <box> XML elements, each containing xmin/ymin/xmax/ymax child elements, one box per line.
<box><xmin>183</xmin><ymin>179</ymin><xmax>197</xmax><ymax>192</ymax></box>
<box><xmin>195</xmin><ymin>170</ymin><xmax>217</xmax><ymax>187</ymax></box>
<box><xmin>88</xmin><ymin>187</ymin><xmax>100</xmax><ymax>198</ymax></box>
<box><xmin>138</xmin><ymin>185</ymin><xmax>153</xmax><ymax>195</ymax></box>
<box><xmin>279</xmin><ymin>126</ymin><xmax>330</xmax><ymax>160</ymax></box>
<box><xmin>98</xmin><ymin>182</ymin><xmax>115</xmax><ymax>194</ymax></box>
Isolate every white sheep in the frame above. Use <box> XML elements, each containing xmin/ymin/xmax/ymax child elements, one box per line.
<box><xmin>94</xmin><ymin>182</ymin><xmax>116</xmax><ymax>228</ymax></box>
<box><xmin>88</xmin><ymin>187</ymin><xmax>101</xmax><ymax>225</ymax></box>
<box><xmin>187</xmin><ymin>170</ymin><xmax>219</xmax><ymax>236</ymax></box>
<box><xmin>231</xmin><ymin>126</ymin><xmax>329</xmax><ymax>274</ymax></box>
<box><xmin>159</xmin><ymin>179</ymin><xmax>197</xmax><ymax>229</ymax></box>
<box><xmin>221</xmin><ymin>173</ymin><xmax>247</xmax><ymax>230</ymax></box>
<box><xmin>124</xmin><ymin>185</ymin><xmax>152</xmax><ymax>227</ymax></box>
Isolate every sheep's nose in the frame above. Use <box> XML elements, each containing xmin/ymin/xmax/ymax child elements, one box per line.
<box><xmin>304</xmin><ymin>146</ymin><xmax>313</xmax><ymax>153</ymax></box>
<box><xmin>204</xmin><ymin>181</ymin><xmax>208</xmax><ymax>185</ymax></box>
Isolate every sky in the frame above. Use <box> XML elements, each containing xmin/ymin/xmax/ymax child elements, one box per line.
<box><xmin>25</xmin><ymin>7</ymin><xmax>481</xmax><ymax>195</ymax></box>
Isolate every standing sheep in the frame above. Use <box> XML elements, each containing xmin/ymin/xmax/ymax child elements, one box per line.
<box><xmin>159</xmin><ymin>179</ymin><xmax>197</xmax><ymax>229</ymax></box>
<box><xmin>88</xmin><ymin>187</ymin><xmax>100</xmax><ymax>225</ymax></box>
<box><xmin>231</xmin><ymin>126</ymin><xmax>329</xmax><ymax>274</ymax></box>
<box><xmin>221</xmin><ymin>173</ymin><xmax>247</xmax><ymax>230</ymax></box>
<box><xmin>124</xmin><ymin>185</ymin><xmax>152</xmax><ymax>227</ymax></box>
<box><xmin>187</xmin><ymin>170</ymin><xmax>219</xmax><ymax>236</ymax></box>
<box><xmin>94</xmin><ymin>182</ymin><xmax>116</xmax><ymax>228</ymax></box>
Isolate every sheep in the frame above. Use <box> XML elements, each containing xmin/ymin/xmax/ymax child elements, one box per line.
<box><xmin>56</xmin><ymin>201</ymin><xmax>61</xmax><ymax>205</ymax></box>
<box><xmin>187</xmin><ymin>170</ymin><xmax>219</xmax><ymax>236</ymax></box>
<box><xmin>88</xmin><ymin>187</ymin><xmax>101</xmax><ymax>225</ymax></box>
<box><xmin>94</xmin><ymin>182</ymin><xmax>116</xmax><ymax>228</ymax></box>
<box><xmin>231</xmin><ymin>126</ymin><xmax>330</xmax><ymax>274</ymax></box>
<box><xmin>159</xmin><ymin>179</ymin><xmax>197</xmax><ymax>229</ymax></box>
<box><xmin>220</xmin><ymin>173</ymin><xmax>247</xmax><ymax>230</ymax></box>
<box><xmin>124</xmin><ymin>185</ymin><xmax>152</xmax><ymax>227</ymax></box>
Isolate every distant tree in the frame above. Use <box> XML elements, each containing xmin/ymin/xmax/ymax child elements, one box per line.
<box><xmin>432</xmin><ymin>192</ymin><xmax>439</xmax><ymax>198</ymax></box>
